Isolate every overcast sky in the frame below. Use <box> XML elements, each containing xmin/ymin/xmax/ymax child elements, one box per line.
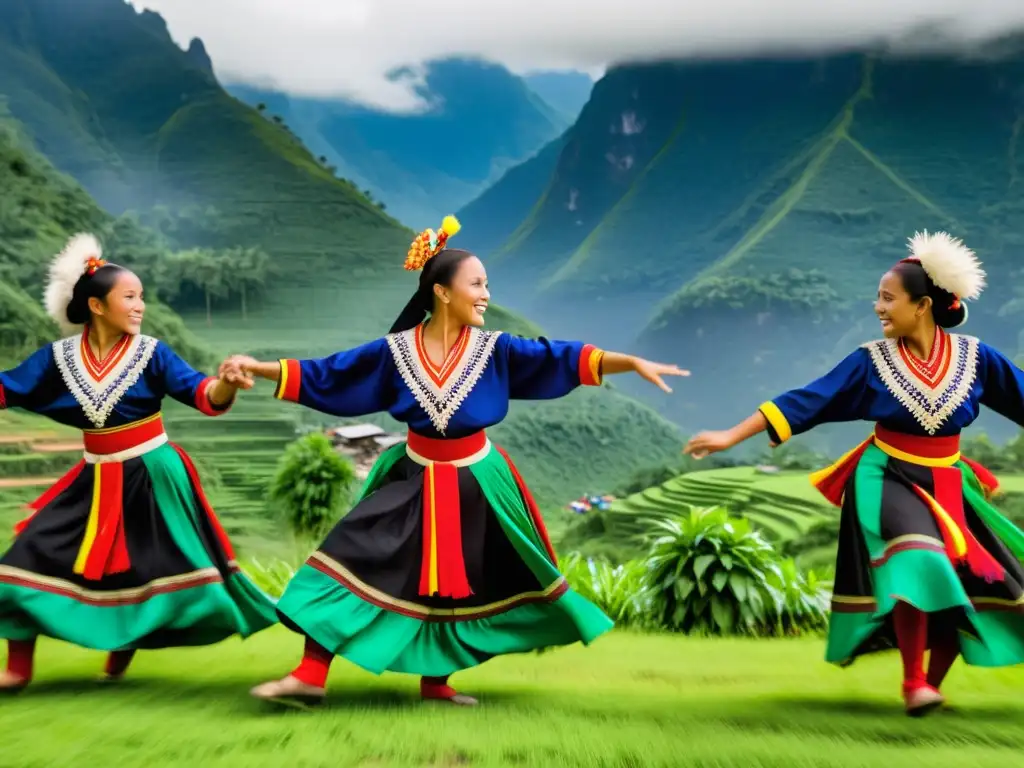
<box><xmin>131</xmin><ymin>0</ymin><xmax>1024</xmax><ymax>112</ymax></box>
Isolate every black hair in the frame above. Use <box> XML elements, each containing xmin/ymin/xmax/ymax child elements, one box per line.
<box><xmin>66</xmin><ymin>263</ymin><xmax>129</xmax><ymax>325</ymax></box>
<box><xmin>891</xmin><ymin>259</ymin><xmax>967</xmax><ymax>329</ymax></box>
<box><xmin>389</xmin><ymin>249</ymin><xmax>477</xmax><ymax>334</ymax></box>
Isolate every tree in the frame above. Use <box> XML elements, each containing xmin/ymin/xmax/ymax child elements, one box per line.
<box><xmin>172</xmin><ymin>248</ymin><xmax>228</xmax><ymax>326</ymax></box>
<box><xmin>269</xmin><ymin>433</ymin><xmax>358</xmax><ymax>554</ymax></box>
<box><xmin>224</xmin><ymin>246</ymin><xmax>272</xmax><ymax>319</ymax></box>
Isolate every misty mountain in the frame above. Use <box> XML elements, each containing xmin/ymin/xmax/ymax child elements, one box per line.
<box><xmin>226</xmin><ymin>58</ymin><xmax>570</xmax><ymax>227</ymax></box>
<box><xmin>522</xmin><ymin>70</ymin><xmax>595</xmax><ymax>122</ymax></box>
<box><xmin>465</xmin><ymin>53</ymin><xmax>1024</xmax><ymax>448</ymax></box>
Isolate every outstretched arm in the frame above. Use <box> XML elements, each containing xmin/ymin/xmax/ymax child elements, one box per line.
<box><xmin>503</xmin><ymin>335</ymin><xmax>688</xmax><ymax>400</ymax></box>
<box><xmin>600</xmin><ymin>351</ymin><xmax>689</xmax><ymax>393</ymax></box>
<box><xmin>221</xmin><ymin>338</ymin><xmax>394</xmax><ymax>418</ymax></box>
<box><xmin>684</xmin><ymin>347</ymin><xmax>871</xmax><ymax>459</ymax></box>
<box><xmin>0</xmin><ymin>346</ymin><xmax>56</xmax><ymax>413</ymax></box>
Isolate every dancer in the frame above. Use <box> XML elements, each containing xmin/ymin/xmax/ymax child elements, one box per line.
<box><xmin>226</xmin><ymin>215</ymin><xmax>689</xmax><ymax>708</ymax></box>
<box><xmin>0</xmin><ymin>234</ymin><xmax>277</xmax><ymax>692</ymax></box>
<box><xmin>684</xmin><ymin>231</ymin><xmax>1024</xmax><ymax>716</ymax></box>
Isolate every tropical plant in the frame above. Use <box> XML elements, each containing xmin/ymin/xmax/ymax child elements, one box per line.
<box><xmin>772</xmin><ymin>558</ymin><xmax>832</xmax><ymax>636</ymax></box>
<box><xmin>269</xmin><ymin>432</ymin><xmax>358</xmax><ymax>551</ymax></box>
<box><xmin>640</xmin><ymin>505</ymin><xmax>829</xmax><ymax>637</ymax></box>
<box><xmin>558</xmin><ymin>552</ymin><xmax>651</xmax><ymax>627</ymax></box>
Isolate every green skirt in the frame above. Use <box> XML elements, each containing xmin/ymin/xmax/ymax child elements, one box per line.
<box><xmin>275</xmin><ymin>441</ymin><xmax>613</xmax><ymax>677</ymax></box>
<box><xmin>0</xmin><ymin>441</ymin><xmax>277</xmax><ymax>649</ymax></box>
<box><xmin>827</xmin><ymin>443</ymin><xmax>1024</xmax><ymax>667</ymax></box>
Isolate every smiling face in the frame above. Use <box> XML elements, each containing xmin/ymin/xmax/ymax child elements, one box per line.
<box><xmin>435</xmin><ymin>255</ymin><xmax>489</xmax><ymax>327</ymax></box>
<box><xmin>88</xmin><ymin>270</ymin><xmax>146</xmax><ymax>335</ymax></box>
<box><xmin>875</xmin><ymin>269</ymin><xmax>929</xmax><ymax>338</ymax></box>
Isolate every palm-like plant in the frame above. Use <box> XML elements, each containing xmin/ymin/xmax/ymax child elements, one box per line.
<box><xmin>640</xmin><ymin>505</ymin><xmax>829</xmax><ymax>636</ymax></box>
<box><xmin>558</xmin><ymin>552</ymin><xmax>650</xmax><ymax>627</ymax></box>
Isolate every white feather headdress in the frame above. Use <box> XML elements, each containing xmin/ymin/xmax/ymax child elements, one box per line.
<box><xmin>906</xmin><ymin>230</ymin><xmax>986</xmax><ymax>301</ymax></box>
<box><xmin>43</xmin><ymin>233</ymin><xmax>105</xmax><ymax>334</ymax></box>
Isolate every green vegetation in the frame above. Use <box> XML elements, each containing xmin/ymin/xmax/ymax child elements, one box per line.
<box><xmin>560</xmin><ymin>466</ymin><xmax>835</xmax><ymax>563</ymax></box>
<box><xmin>640</xmin><ymin>506</ymin><xmax>829</xmax><ymax>636</ymax></box>
<box><xmin>269</xmin><ymin>431</ymin><xmax>357</xmax><ymax>547</ymax></box>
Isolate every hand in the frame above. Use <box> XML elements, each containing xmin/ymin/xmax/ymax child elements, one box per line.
<box><xmin>633</xmin><ymin>358</ymin><xmax>690</xmax><ymax>393</ymax></box>
<box><xmin>683</xmin><ymin>430</ymin><xmax>736</xmax><ymax>460</ymax></box>
<box><xmin>218</xmin><ymin>355</ymin><xmax>257</xmax><ymax>389</ymax></box>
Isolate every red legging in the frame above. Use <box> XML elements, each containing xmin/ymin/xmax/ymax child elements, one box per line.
<box><xmin>5</xmin><ymin>640</ymin><xmax>136</xmax><ymax>682</ymax></box>
<box><xmin>892</xmin><ymin>602</ymin><xmax>959</xmax><ymax>691</ymax></box>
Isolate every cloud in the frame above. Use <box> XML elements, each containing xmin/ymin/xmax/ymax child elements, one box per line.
<box><xmin>131</xmin><ymin>0</ymin><xmax>1024</xmax><ymax>112</ymax></box>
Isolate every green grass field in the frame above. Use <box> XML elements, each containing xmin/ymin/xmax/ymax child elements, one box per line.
<box><xmin>3</xmin><ymin>627</ymin><xmax>1023</xmax><ymax>767</ymax></box>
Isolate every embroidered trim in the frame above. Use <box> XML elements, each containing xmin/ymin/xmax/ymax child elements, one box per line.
<box><xmin>863</xmin><ymin>333</ymin><xmax>978</xmax><ymax>435</ymax></box>
<box><xmin>386</xmin><ymin>326</ymin><xmax>502</xmax><ymax>434</ymax></box>
<box><xmin>52</xmin><ymin>334</ymin><xmax>158</xmax><ymax>428</ymax></box>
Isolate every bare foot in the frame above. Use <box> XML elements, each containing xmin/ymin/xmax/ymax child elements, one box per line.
<box><xmin>905</xmin><ymin>685</ymin><xmax>944</xmax><ymax>717</ymax></box>
<box><xmin>0</xmin><ymin>670</ymin><xmax>29</xmax><ymax>693</ymax></box>
<box><xmin>250</xmin><ymin>675</ymin><xmax>325</xmax><ymax>709</ymax></box>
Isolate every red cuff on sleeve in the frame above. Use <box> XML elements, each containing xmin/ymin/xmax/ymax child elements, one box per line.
<box><xmin>578</xmin><ymin>344</ymin><xmax>604</xmax><ymax>387</ymax></box>
<box><xmin>274</xmin><ymin>359</ymin><xmax>302</xmax><ymax>402</ymax></box>
<box><xmin>195</xmin><ymin>376</ymin><xmax>233</xmax><ymax>417</ymax></box>
<box><xmin>0</xmin><ymin>382</ymin><xmax>6</xmax><ymax>410</ymax></box>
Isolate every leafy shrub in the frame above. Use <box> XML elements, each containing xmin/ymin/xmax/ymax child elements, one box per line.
<box><xmin>640</xmin><ymin>506</ymin><xmax>829</xmax><ymax>637</ymax></box>
<box><xmin>558</xmin><ymin>552</ymin><xmax>651</xmax><ymax>628</ymax></box>
<box><xmin>269</xmin><ymin>432</ymin><xmax>357</xmax><ymax>548</ymax></box>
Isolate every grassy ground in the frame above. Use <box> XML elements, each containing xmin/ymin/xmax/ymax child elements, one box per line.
<box><xmin>2</xmin><ymin>627</ymin><xmax>1023</xmax><ymax>767</ymax></box>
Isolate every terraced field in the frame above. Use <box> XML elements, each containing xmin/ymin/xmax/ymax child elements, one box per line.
<box><xmin>595</xmin><ymin>466</ymin><xmax>836</xmax><ymax>546</ymax></box>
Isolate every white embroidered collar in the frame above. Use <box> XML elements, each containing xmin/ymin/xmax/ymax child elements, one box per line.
<box><xmin>863</xmin><ymin>333</ymin><xmax>979</xmax><ymax>435</ymax></box>
<box><xmin>386</xmin><ymin>325</ymin><xmax>502</xmax><ymax>434</ymax></box>
<box><xmin>52</xmin><ymin>333</ymin><xmax>158</xmax><ymax>428</ymax></box>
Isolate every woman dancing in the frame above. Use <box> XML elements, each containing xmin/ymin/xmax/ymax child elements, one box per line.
<box><xmin>684</xmin><ymin>231</ymin><xmax>1024</xmax><ymax>716</ymax></box>
<box><xmin>0</xmin><ymin>234</ymin><xmax>277</xmax><ymax>692</ymax></box>
<box><xmin>226</xmin><ymin>216</ymin><xmax>688</xmax><ymax>708</ymax></box>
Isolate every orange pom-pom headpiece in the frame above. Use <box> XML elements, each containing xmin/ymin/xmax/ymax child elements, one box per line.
<box><xmin>85</xmin><ymin>256</ymin><xmax>107</xmax><ymax>276</ymax></box>
<box><xmin>404</xmin><ymin>215</ymin><xmax>462</xmax><ymax>271</ymax></box>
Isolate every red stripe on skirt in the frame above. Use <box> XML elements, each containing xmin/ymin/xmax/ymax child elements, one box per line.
<box><xmin>81</xmin><ymin>462</ymin><xmax>130</xmax><ymax>580</ymax></box>
<box><xmin>171</xmin><ymin>443</ymin><xmax>237</xmax><ymax>560</ymax></box>
<box><xmin>494</xmin><ymin>445</ymin><xmax>558</xmax><ymax>564</ymax></box>
<box><xmin>931</xmin><ymin>465</ymin><xmax>1004</xmax><ymax>583</ymax></box>
<box><xmin>15</xmin><ymin>460</ymin><xmax>86</xmax><ymax>535</ymax></box>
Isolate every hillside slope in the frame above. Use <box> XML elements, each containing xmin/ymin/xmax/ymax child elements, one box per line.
<box><xmin>227</xmin><ymin>58</ymin><xmax>568</xmax><ymax>228</ymax></box>
<box><xmin>0</xmin><ymin>0</ymin><xmax>411</xmax><ymax>300</ymax></box>
<box><xmin>469</xmin><ymin>52</ymin><xmax>1024</xmax><ymax>441</ymax></box>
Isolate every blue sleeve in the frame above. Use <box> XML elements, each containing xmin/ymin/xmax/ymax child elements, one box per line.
<box><xmin>0</xmin><ymin>345</ymin><xmax>55</xmax><ymax>413</ymax></box>
<box><xmin>758</xmin><ymin>348</ymin><xmax>871</xmax><ymax>443</ymax></box>
<box><xmin>151</xmin><ymin>341</ymin><xmax>232</xmax><ymax>416</ymax></box>
<box><xmin>502</xmin><ymin>335</ymin><xmax>605</xmax><ymax>400</ymax></box>
<box><xmin>274</xmin><ymin>338</ymin><xmax>394</xmax><ymax>417</ymax></box>
<box><xmin>979</xmin><ymin>342</ymin><xmax>1024</xmax><ymax>427</ymax></box>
